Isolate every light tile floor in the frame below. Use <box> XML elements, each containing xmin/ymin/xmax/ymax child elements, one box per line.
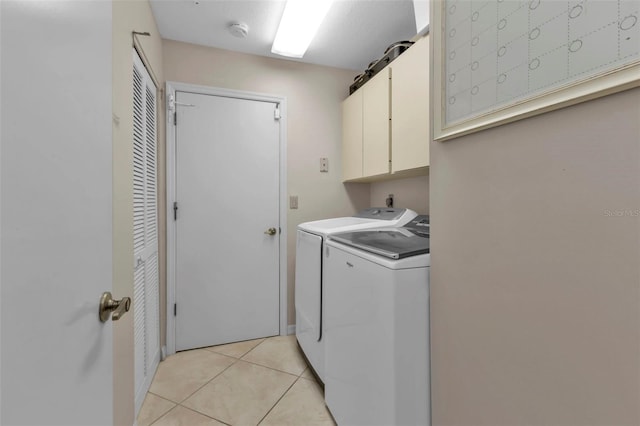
<box><xmin>137</xmin><ymin>335</ymin><xmax>336</xmax><ymax>426</ymax></box>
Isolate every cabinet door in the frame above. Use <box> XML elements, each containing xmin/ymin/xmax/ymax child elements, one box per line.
<box><xmin>342</xmin><ymin>89</ymin><xmax>363</xmax><ymax>181</ymax></box>
<box><xmin>363</xmin><ymin>68</ymin><xmax>391</xmax><ymax>177</ymax></box>
<box><xmin>391</xmin><ymin>35</ymin><xmax>430</xmax><ymax>173</ymax></box>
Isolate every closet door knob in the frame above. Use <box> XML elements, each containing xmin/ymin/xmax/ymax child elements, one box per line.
<box><xmin>99</xmin><ymin>292</ymin><xmax>131</xmax><ymax>322</ymax></box>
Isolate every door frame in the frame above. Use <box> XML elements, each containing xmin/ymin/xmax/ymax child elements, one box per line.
<box><xmin>165</xmin><ymin>81</ymin><xmax>288</xmax><ymax>356</ymax></box>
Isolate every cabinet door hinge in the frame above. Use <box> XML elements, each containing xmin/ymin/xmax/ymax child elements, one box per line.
<box><xmin>173</xmin><ymin>202</ymin><xmax>178</xmax><ymax>221</ymax></box>
<box><xmin>174</xmin><ymin>303</ymin><xmax>177</xmax><ymax>316</ymax></box>
<box><xmin>174</xmin><ymin>112</ymin><xmax>177</xmax><ymax>126</ymax></box>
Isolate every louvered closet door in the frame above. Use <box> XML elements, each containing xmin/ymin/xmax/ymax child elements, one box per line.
<box><xmin>132</xmin><ymin>50</ymin><xmax>160</xmax><ymax>416</ymax></box>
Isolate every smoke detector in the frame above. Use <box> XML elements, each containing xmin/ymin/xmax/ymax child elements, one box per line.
<box><xmin>229</xmin><ymin>22</ymin><xmax>249</xmax><ymax>38</ymax></box>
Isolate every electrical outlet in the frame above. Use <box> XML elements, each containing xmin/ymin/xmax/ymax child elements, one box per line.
<box><xmin>290</xmin><ymin>195</ymin><xmax>298</xmax><ymax>209</ymax></box>
<box><xmin>320</xmin><ymin>157</ymin><xmax>329</xmax><ymax>172</ymax></box>
<box><xmin>386</xmin><ymin>193</ymin><xmax>394</xmax><ymax>208</ymax></box>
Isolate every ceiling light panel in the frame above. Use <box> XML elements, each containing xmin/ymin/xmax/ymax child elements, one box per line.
<box><xmin>271</xmin><ymin>0</ymin><xmax>334</xmax><ymax>58</ymax></box>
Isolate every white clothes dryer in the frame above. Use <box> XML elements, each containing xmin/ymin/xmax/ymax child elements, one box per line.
<box><xmin>324</xmin><ymin>215</ymin><xmax>430</xmax><ymax>426</ymax></box>
<box><xmin>295</xmin><ymin>208</ymin><xmax>417</xmax><ymax>382</ymax></box>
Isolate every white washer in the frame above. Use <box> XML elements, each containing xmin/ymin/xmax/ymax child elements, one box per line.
<box><xmin>295</xmin><ymin>208</ymin><xmax>417</xmax><ymax>382</ymax></box>
<box><xmin>324</xmin><ymin>216</ymin><xmax>430</xmax><ymax>426</ymax></box>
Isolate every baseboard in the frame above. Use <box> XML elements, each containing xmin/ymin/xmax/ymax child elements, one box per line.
<box><xmin>287</xmin><ymin>324</ymin><xmax>296</xmax><ymax>335</ymax></box>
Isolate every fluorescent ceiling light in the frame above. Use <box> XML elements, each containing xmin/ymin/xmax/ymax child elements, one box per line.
<box><xmin>271</xmin><ymin>0</ymin><xmax>334</xmax><ymax>58</ymax></box>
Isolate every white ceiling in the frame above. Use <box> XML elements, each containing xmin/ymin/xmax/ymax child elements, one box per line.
<box><xmin>150</xmin><ymin>0</ymin><xmax>419</xmax><ymax>71</ymax></box>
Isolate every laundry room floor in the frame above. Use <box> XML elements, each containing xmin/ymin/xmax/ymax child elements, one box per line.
<box><xmin>137</xmin><ymin>335</ymin><xmax>335</xmax><ymax>426</ymax></box>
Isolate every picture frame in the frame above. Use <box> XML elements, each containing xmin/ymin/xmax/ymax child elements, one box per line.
<box><xmin>432</xmin><ymin>0</ymin><xmax>640</xmax><ymax>142</ymax></box>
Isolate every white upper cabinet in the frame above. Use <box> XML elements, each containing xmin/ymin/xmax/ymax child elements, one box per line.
<box><xmin>391</xmin><ymin>35</ymin><xmax>429</xmax><ymax>174</ymax></box>
<box><xmin>363</xmin><ymin>68</ymin><xmax>391</xmax><ymax>177</ymax></box>
<box><xmin>341</xmin><ymin>35</ymin><xmax>430</xmax><ymax>183</ymax></box>
<box><xmin>342</xmin><ymin>89</ymin><xmax>364</xmax><ymax>182</ymax></box>
<box><xmin>342</xmin><ymin>69</ymin><xmax>391</xmax><ymax>181</ymax></box>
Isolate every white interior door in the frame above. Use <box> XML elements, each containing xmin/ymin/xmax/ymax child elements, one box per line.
<box><xmin>1</xmin><ymin>1</ymin><xmax>114</xmax><ymax>424</ymax></box>
<box><xmin>132</xmin><ymin>51</ymin><xmax>161</xmax><ymax>415</ymax></box>
<box><xmin>175</xmin><ymin>91</ymin><xmax>280</xmax><ymax>351</ymax></box>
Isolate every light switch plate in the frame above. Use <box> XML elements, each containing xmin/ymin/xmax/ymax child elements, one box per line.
<box><xmin>290</xmin><ymin>195</ymin><xmax>298</xmax><ymax>209</ymax></box>
<box><xmin>320</xmin><ymin>157</ymin><xmax>329</xmax><ymax>172</ymax></box>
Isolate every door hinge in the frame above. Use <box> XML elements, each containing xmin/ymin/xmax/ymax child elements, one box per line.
<box><xmin>274</xmin><ymin>105</ymin><xmax>281</xmax><ymax>120</ymax></box>
<box><xmin>174</xmin><ymin>303</ymin><xmax>177</xmax><ymax>316</ymax></box>
<box><xmin>173</xmin><ymin>202</ymin><xmax>178</xmax><ymax>221</ymax></box>
<box><xmin>173</xmin><ymin>112</ymin><xmax>177</xmax><ymax>126</ymax></box>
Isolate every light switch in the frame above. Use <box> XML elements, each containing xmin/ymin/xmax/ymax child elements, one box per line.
<box><xmin>290</xmin><ymin>195</ymin><xmax>298</xmax><ymax>209</ymax></box>
<box><xmin>320</xmin><ymin>157</ymin><xmax>329</xmax><ymax>172</ymax></box>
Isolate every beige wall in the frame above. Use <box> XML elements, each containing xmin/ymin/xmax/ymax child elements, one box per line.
<box><xmin>113</xmin><ymin>1</ymin><xmax>164</xmax><ymax>424</ymax></box>
<box><xmin>430</xmin><ymin>87</ymin><xmax>640</xmax><ymax>424</ymax></box>
<box><xmin>370</xmin><ymin>175</ymin><xmax>429</xmax><ymax>214</ymax></box>
<box><xmin>162</xmin><ymin>39</ymin><xmax>370</xmax><ymax>326</ymax></box>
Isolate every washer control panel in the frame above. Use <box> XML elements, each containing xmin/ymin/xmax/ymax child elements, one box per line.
<box><xmin>404</xmin><ymin>215</ymin><xmax>430</xmax><ymax>236</ymax></box>
<box><xmin>354</xmin><ymin>208</ymin><xmax>407</xmax><ymax>220</ymax></box>
<box><xmin>406</xmin><ymin>215</ymin><xmax>430</xmax><ymax>228</ymax></box>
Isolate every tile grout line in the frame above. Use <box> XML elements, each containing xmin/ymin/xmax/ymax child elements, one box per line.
<box><xmin>194</xmin><ymin>339</ymin><xmax>305</xmax><ymax>425</ymax></box>
<box><xmin>172</xmin><ymin>345</ymin><xmax>269</xmax><ymax>426</ymax></box>
<box><xmin>147</xmin><ymin>349</ymin><xmax>238</xmax><ymax>405</ymax></box>
<box><xmin>208</xmin><ymin>337</ymin><xmax>306</xmax><ymax>378</ymax></box>
<box><xmin>177</xmin><ymin>355</ymin><xmax>241</xmax><ymax>404</ymax></box>
<box><xmin>147</xmin><ymin>403</ymin><xmax>233</xmax><ymax>426</ymax></box>
<box><xmin>147</xmin><ymin>404</ymin><xmax>180</xmax><ymax>426</ymax></box>
<box><xmin>175</xmin><ymin>356</ymin><xmax>239</xmax><ymax>426</ymax></box>
<box><xmin>237</xmin><ymin>337</ymin><xmax>267</xmax><ymax>358</ymax></box>
<box><xmin>238</xmin><ymin>336</ymin><xmax>309</xmax><ymax>377</ymax></box>
<box><xmin>255</xmin><ymin>376</ymin><xmax>302</xmax><ymax>426</ymax></box>
<box><xmin>139</xmin><ymin>391</ymin><xmax>177</xmax><ymax>426</ymax></box>
<box><xmin>238</xmin><ymin>357</ymin><xmax>306</xmax><ymax>378</ymax></box>
<box><xmin>146</xmin><ymin>391</ymin><xmax>179</xmax><ymax>406</ymax></box>
<box><xmin>202</xmin><ymin>338</ymin><xmax>266</xmax><ymax>358</ymax></box>
<box><xmin>144</xmin><ymin>355</ymin><xmax>240</xmax><ymax>426</ymax></box>
<box><xmin>144</xmin><ymin>338</ymin><xmax>267</xmax><ymax>419</ymax></box>
<box><xmin>144</xmin><ymin>337</ymin><xmax>311</xmax><ymax>426</ymax></box>
<box><xmin>181</xmin><ymin>405</ymin><xmax>233</xmax><ymax>426</ymax></box>
<box><xmin>180</xmin><ymin>357</ymin><xmax>300</xmax><ymax>426</ymax></box>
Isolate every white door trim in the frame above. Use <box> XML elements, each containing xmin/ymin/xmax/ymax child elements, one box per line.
<box><xmin>165</xmin><ymin>81</ymin><xmax>288</xmax><ymax>356</ymax></box>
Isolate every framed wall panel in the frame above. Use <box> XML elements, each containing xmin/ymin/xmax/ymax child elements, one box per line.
<box><xmin>433</xmin><ymin>0</ymin><xmax>640</xmax><ymax>141</ymax></box>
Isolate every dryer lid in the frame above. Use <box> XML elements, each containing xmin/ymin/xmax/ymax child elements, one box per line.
<box><xmin>297</xmin><ymin>208</ymin><xmax>418</xmax><ymax>236</ymax></box>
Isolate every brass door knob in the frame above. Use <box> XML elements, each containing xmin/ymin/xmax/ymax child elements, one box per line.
<box><xmin>264</xmin><ymin>227</ymin><xmax>277</xmax><ymax>236</ymax></box>
<box><xmin>99</xmin><ymin>292</ymin><xmax>131</xmax><ymax>322</ymax></box>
